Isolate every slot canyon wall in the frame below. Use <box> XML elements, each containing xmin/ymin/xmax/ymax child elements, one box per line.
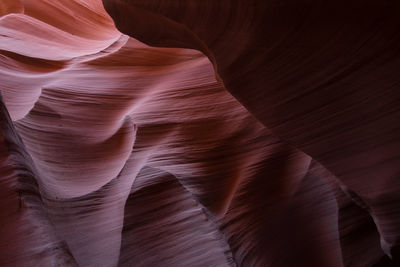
<box><xmin>0</xmin><ymin>0</ymin><xmax>399</xmax><ymax>266</ymax></box>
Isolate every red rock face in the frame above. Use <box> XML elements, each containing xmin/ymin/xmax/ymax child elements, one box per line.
<box><xmin>0</xmin><ymin>0</ymin><xmax>399</xmax><ymax>266</ymax></box>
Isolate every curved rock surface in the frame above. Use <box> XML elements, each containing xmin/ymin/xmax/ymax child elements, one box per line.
<box><xmin>1</xmin><ymin>0</ymin><xmax>399</xmax><ymax>266</ymax></box>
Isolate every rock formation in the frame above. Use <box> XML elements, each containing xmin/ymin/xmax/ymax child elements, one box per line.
<box><xmin>1</xmin><ymin>0</ymin><xmax>399</xmax><ymax>266</ymax></box>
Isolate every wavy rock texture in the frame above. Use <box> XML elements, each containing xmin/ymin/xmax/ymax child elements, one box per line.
<box><xmin>0</xmin><ymin>0</ymin><xmax>399</xmax><ymax>266</ymax></box>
